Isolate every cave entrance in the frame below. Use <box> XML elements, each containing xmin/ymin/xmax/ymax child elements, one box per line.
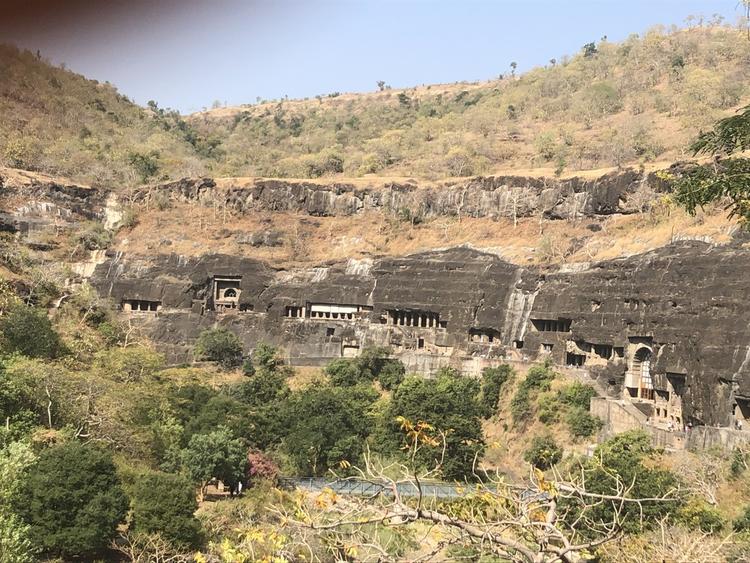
<box><xmin>734</xmin><ymin>397</ymin><xmax>750</xmax><ymax>429</ymax></box>
<box><xmin>630</xmin><ymin>347</ymin><xmax>653</xmax><ymax>401</ymax></box>
<box><xmin>214</xmin><ymin>276</ymin><xmax>242</xmax><ymax>311</ymax></box>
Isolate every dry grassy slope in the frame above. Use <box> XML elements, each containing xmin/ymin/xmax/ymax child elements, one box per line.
<box><xmin>0</xmin><ymin>45</ymin><xmax>209</xmax><ymax>186</ymax></box>
<box><xmin>116</xmin><ymin>196</ymin><xmax>735</xmax><ymax>269</ymax></box>
<box><xmin>2</xmin><ymin>25</ymin><xmax>749</xmax><ymax>189</ymax></box>
<box><xmin>188</xmin><ymin>25</ymin><xmax>750</xmax><ymax>180</ymax></box>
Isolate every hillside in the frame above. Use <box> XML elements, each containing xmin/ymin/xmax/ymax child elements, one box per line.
<box><xmin>189</xmin><ymin>24</ymin><xmax>750</xmax><ymax>180</ymax></box>
<box><xmin>2</xmin><ymin>24</ymin><xmax>750</xmax><ymax>189</ymax></box>
<box><xmin>0</xmin><ymin>44</ymin><xmax>216</xmax><ymax>186</ymax></box>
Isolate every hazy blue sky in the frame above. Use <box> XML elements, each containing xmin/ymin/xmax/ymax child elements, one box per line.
<box><xmin>0</xmin><ymin>0</ymin><xmax>743</xmax><ymax>113</ymax></box>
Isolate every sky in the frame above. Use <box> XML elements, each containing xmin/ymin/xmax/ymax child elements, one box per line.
<box><xmin>0</xmin><ymin>0</ymin><xmax>744</xmax><ymax>114</ymax></box>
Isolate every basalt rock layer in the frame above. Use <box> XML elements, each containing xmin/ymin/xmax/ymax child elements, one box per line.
<box><xmin>0</xmin><ymin>169</ymin><xmax>106</xmax><ymax>236</ymax></box>
<box><xmin>91</xmin><ymin>239</ymin><xmax>750</xmax><ymax>428</ymax></box>
<box><xmin>133</xmin><ymin>168</ymin><xmax>667</xmax><ymax>221</ymax></box>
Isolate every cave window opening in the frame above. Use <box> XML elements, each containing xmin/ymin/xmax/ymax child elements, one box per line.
<box><xmin>566</xmin><ymin>352</ymin><xmax>586</xmax><ymax>367</ymax></box>
<box><xmin>531</xmin><ymin>318</ymin><xmax>571</xmax><ymax>332</ymax></box>
<box><xmin>122</xmin><ymin>299</ymin><xmax>161</xmax><ymax>313</ymax></box>
<box><xmin>286</xmin><ymin>305</ymin><xmax>304</xmax><ymax>318</ymax></box>
<box><xmin>593</xmin><ymin>344</ymin><xmax>613</xmax><ymax>359</ymax></box>
<box><xmin>387</xmin><ymin>309</ymin><xmax>442</xmax><ymax>328</ymax></box>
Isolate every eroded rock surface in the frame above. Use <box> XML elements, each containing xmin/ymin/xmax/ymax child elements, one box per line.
<box><xmin>132</xmin><ymin>168</ymin><xmax>665</xmax><ymax>221</ymax></box>
<box><xmin>0</xmin><ymin>169</ymin><xmax>105</xmax><ymax>236</ymax></box>
<box><xmin>91</xmin><ymin>240</ymin><xmax>750</xmax><ymax>427</ymax></box>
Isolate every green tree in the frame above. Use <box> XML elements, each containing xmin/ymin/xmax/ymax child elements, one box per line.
<box><xmin>180</xmin><ymin>426</ymin><xmax>246</xmax><ymax>499</ymax></box>
<box><xmin>16</xmin><ymin>441</ymin><xmax>128</xmax><ymax>558</ymax></box>
<box><xmin>582</xmin><ymin>42</ymin><xmax>598</xmax><ymax>57</ymax></box>
<box><xmin>0</xmin><ymin>441</ymin><xmax>37</xmax><ymax>563</ymax></box>
<box><xmin>379</xmin><ymin>371</ymin><xmax>485</xmax><ymax>480</ymax></box>
<box><xmin>182</xmin><ymin>395</ymin><xmax>252</xmax><ymax>443</ymax></box>
<box><xmin>523</xmin><ymin>434</ymin><xmax>562</xmax><ymax>470</ymax></box>
<box><xmin>325</xmin><ymin>358</ymin><xmax>370</xmax><ymax>387</ymax></box>
<box><xmin>194</xmin><ymin>327</ymin><xmax>243</xmax><ymax>368</ymax></box>
<box><xmin>281</xmin><ymin>384</ymin><xmax>378</xmax><ymax>475</ymax></box>
<box><xmin>568</xmin><ymin>430</ymin><xmax>682</xmax><ymax>535</ymax></box>
<box><xmin>129</xmin><ymin>470</ymin><xmax>203</xmax><ymax>548</ymax></box>
<box><xmin>672</xmin><ymin>105</ymin><xmax>750</xmax><ymax>225</ymax></box>
<box><xmin>677</xmin><ymin>498</ymin><xmax>724</xmax><ymax>534</ymax></box>
<box><xmin>0</xmin><ymin>362</ymin><xmax>41</xmax><ymax>445</ymax></box>
<box><xmin>0</xmin><ymin>304</ymin><xmax>63</xmax><ymax>358</ymax></box>
<box><xmin>323</xmin><ymin>347</ymin><xmax>405</xmax><ymax>389</ymax></box>
<box><xmin>228</xmin><ymin>369</ymin><xmax>290</xmax><ymax>408</ymax></box>
<box><xmin>128</xmin><ymin>150</ymin><xmax>160</xmax><ymax>183</ymax></box>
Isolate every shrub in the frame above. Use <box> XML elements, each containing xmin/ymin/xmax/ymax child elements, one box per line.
<box><xmin>228</xmin><ymin>370</ymin><xmax>290</xmax><ymax>408</ymax></box>
<box><xmin>677</xmin><ymin>498</ymin><xmax>724</xmax><ymax>534</ymax></box>
<box><xmin>523</xmin><ymin>363</ymin><xmax>555</xmax><ymax>391</ymax></box>
<box><xmin>129</xmin><ymin>470</ymin><xmax>203</xmax><ymax>548</ymax></box>
<box><xmin>510</xmin><ymin>388</ymin><xmax>533</xmax><ymax>424</ymax></box>
<box><xmin>524</xmin><ymin>435</ymin><xmax>563</xmax><ymax>470</ymax></box>
<box><xmin>252</xmin><ymin>342</ymin><xmax>282</xmax><ymax>372</ymax></box>
<box><xmin>246</xmin><ymin>449</ymin><xmax>280</xmax><ymax>484</ymax></box>
<box><xmin>566</xmin><ymin>407</ymin><xmax>603</xmax><ymax>438</ymax></box>
<box><xmin>0</xmin><ymin>441</ymin><xmax>38</xmax><ymax>562</ymax></box>
<box><xmin>734</xmin><ymin>504</ymin><xmax>750</xmax><ymax>532</ymax></box>
<box><xmin>194</xmin><ymin>327</ymin><xmax>243</xmax><ymax>368</ymax></box>
<box><xmin>74</xmin><ymin>222</ymin><xmax>112</xmax><ymax>251</ymax></box>
<box><xmin>537</xmin><ymin>392</ymin><xmax>559</xmax><ymax>424</ymax></box>
<box><xmin>0</xmin><ymin>304</ymin><xmax>63</xmax><ymax>358</ymax></box>
<box><xmin>730</xmin><ymin>447</ymin><xmax>749</xmax><ymax>477</ymax></box>
<box><xmin>94</xmin><ymin>346</ymin><xmax>164</xmax><ymax>383</ymax></box>
<box><xmin>16</xmin><ymin>441</ymin><xmax>128</xmax><ymax>557</ymax></box>
<box><xmin>241</xmin><ymin>358</ymin><xmax>255</xmax><ymax>377</ymax></box>
<box><xmin>323</xmin><ymin>347</ymin><xmax>405</xmax><ymax>390</ymax></box>
<box><xmin>511</xmin><ymin>363</ymin><xmax>555</xmax><ymax>425</ymax></box>
<box><xmin>557</xmin><ymin>382</ymin><xmax>597</xmax><ymax>410</ymax></box>
<box><xmin>479</xmin><ymin>364</ymin><xmax>513</xmax><ymax>418</ymax></box>
<box><xmin>129</xmin><ymin>150</ymin><xmax>160</xmax><ymax>183</ymax></box>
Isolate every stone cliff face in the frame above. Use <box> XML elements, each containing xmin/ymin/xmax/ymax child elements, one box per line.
<box><xmin>134</xmin><ymin>168</ymin><xmax>664</xmax><ymax>221</ymax></box>
<box><xmin>91</xmin><ymin>240</ymin><xmax>750</xmax><ymax>428</ymax></box>
<box><xmin>0</xmin><ymin>169</ymin><xmax>106</xmax><ymax>237</ymax></box>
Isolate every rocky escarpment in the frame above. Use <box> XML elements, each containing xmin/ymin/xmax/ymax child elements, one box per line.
<box><xmin>0</xmin><ymin>168</ymin><xmax>106</xmax><ymax>236</ymax></box>
<box><xmin>132</xmin><ymin>168</ymin><xmax>668</xmax><ymax>221</ymax></box>
<box><xmin>91</xmin><ymin>240</ymin><xmax>750</xmax><ymax>428</ymax></box>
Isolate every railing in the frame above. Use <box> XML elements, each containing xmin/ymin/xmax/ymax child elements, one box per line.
<box><xmin>278</xmin><ymin>476</ymin><xmax>471</xmax><ymax>499</ymax></box>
